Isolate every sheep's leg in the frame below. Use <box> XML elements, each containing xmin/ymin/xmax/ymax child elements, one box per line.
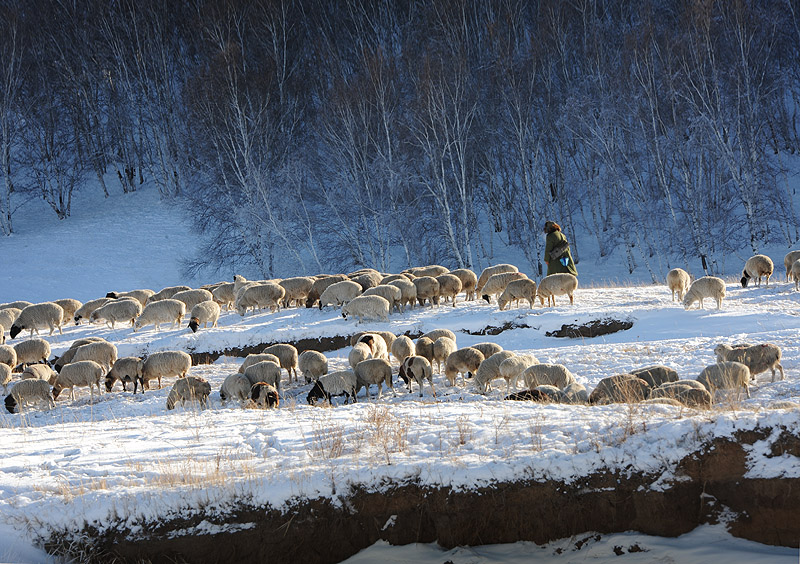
<box><xmin>569</xmin><ymin>293</ymin><xmax>574</xmax><ymax>305</ymax></box>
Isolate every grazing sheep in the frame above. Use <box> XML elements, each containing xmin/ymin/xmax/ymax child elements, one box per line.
<box><xmin>171</xmin><ymin>289</ymin><xmax>214</xmax><ymax>311</ymax></box>
<box><xmin>52</xmin><ymin>299</ymin><xmax>82</xmax><ymax>325</ymax></box>
<box><xmin>278</xmin><ymin>277</ymin><xmax>315</xmax><ymax>308</ymax></box>
<box><xmin>390</xmin><ymin>335</ymin><xmax>415</xmax><ymax>364</ymax></box>
<box><xmin>697</xmin><ymin>361</ymin><xmax>751</xmax><ymax>398</ymax></box>
<box><xmin>421</xmin><ymin>329</ymin><xmax>457</xmax><ymax>343</ymax></box>
<box><xmin>476</xmin><ymin>264</ymin><xmax>519</xmax><ymax>295</ymax></box>
<box><xmin>414</xmin><ymin>336</ymin><xmax>435</xmax><ymax>365</ymax></box>
<box><xmin>1</xmin><ymin>301</ymin><xmax>32</xmax><ymax>311</ymax></box>
<box><xmin>250</xmin><ymin>382</ymin><xmax>280</xmax><ymax>408</ymax></box>
<box><xmin>666</xmin><ymin>268</ymin><xmax>691</xmax><ymax>301</ymax></box>
<box><xmin>498</xmin><ymin>278</ymin><xmax>538</xmax><ymax>310</ymax></box>
<box><xmin>134</xmin><ymin>299</ymin><xmax>186</xmax><ymax>331</ymax></box>
<box><xmin>52</xmin><ymin>337</ymin><xmax>107</xmax><ymax>372</ymax></box>
<box><xmin>388</xmin><ymin>278</ymin><xmax>417</xmax><ymax>311</ymax></box>
<box><xmin>588</xmin><ymin>374</ymin><xmax>651</xmax><ymax>404</ymax></box>
<box><xmin>354</xmin><ymin>358</ymin><xmax>395</xmax><ymax>399</ymax></box>
<box><xmin>21</xmin><ymin>364</ymin><xmax>56</xmax><ymax>382</ymax></box>
<box><xmin>713</xmin><ymin>343</ymin><xmax>784</xmax><ymax>382</ymax></box>
<box><xmin>298</xmin><ymin>350</ymin><xmax>328</xmax><ymax>383</ymax></box>
<box><xmin>106</xmin><ymin>289</ymin><xmax>155</xmax><ymax>307</ymax></box>
<box><xmin>650</xmin><ymin>381</ymin><xmax>712</xmax><ymax>408</ymax></box>
<box><xmin>380</xmin><ymin>274</ymin><xmax>408</xmax><ymax>285</ymax></box>
<box><xmin>741</xmin><ymin>254</ymin><xmax>774</xmax><ymax>287</ymax></box>
<box><xmin>307</xmin><ymin>370</ymin><xmax>358</xmax><ymax>405</ymax></box>
<box><xmin>354</xmin><ymin>333</ymin><xmax>389</xmax><ymax>361</ymax></box>
<box><xmin>0</xmin><ymin>344</ymin><xmax>17</xmax><ymax>369</ymax></box>
<box><xmin>10</xmin><ymin>303</ymin><xmax>64</xmax><ymax>339</ymax></box>
<box><xmin>537</xmin><ymin>273</ymin><xmax>578</xmax><ymax>307</ymax></box>
<box><xmin>90</xmin><ymin>298</ymin><xmax>142</xmax><ymax>329</ymax></box>
<box><xmin>141</xmin><ymin>351</ymin><xmax>192</xmax><ymax>390</ymax></box>
<box><xmin>73</xmin><ymin>297</ymin><xmax>113</xmax><ymax>324</ymax></box>
<box><xmin>244</xmin><ymin>360</ymin><xmax>282</xmax><ymax>395</ymax></box>
<box><xmin>682</xmin><ymin>276</ymin><xmax>726</xmax><ymax>310</ymax></box>
<box><xmin>413</xmin><ymin>276</ymin><xmax>441</xmax><ymax>306</ymax></box>
<box><xmin>233</xmin><ymin>274</ymin><xmax>251</xmax><ymax>294</ymax></box>
<box><xmin>449</xmin><ymin>268</ymin><xmax>478</xmax><ymax>301</ymax></box>
<box><xmin>432</xmin><ymin>336</ymin><xmax>457</xmax><ymax>374</ymax></box>
<box><xmin>166</xmin><ymin>376</ymin><xmax>211</xmax><ymax>410</ymax></box>
<box><xmin>349</xmin><ymin>342</ymin><xmax>373</xmax><ymax>371</ymax></box>
<box><xmin>505</xmin><ymin>387</ymin><xmax>558</xmax><ymax>402</ymax></box>
<box><xmin>474</xmin><ymin>351</ymin><xmax>516</xmax><ymax>394</ymax></box>
<box><xmin>105</xmin><ymin>357</ymin><xmax>144</xmax><ymax>393</ymax></box>
<box><xmin>784</xmin><ymin>250</ymin><xmax>800</xmax><ymax>281</ymax></box>
<box><xmin>407</xmin><ymin>265</ymin><xmax>449</xmax><ymax>278</ymax></box>
<box><xmin>481</xmin><ymin>272</ymin><xmax>527</xmax><ymax>304</ymax></box>
<box><xmin>262</xmin><ymin>344</ymin><xmax>299</xmax><ymax>382</ymax></box>
<box><xmin>793</xmin><ymin>260</ymin><xmax>800</xmax><ymax>290</ymax></box>
<box><xmin>220</xmin><ymin>373</ymin><xmax>252</xmax><ymax>404</ymax></box>
<box><xmin>13</xmin><ymin>338</ymin><xmax>50</xmax><ymax>369</ymax></box>
<box><xmin>629</xmin><ymin>365</ymin><xmax>679</xmax><ymax>388</ymax></box>
<box><xmin>363</xmin><ymin>285</ymin><xmax>403</xmax><ymax>313</ymax></box>
<box><xmin>436</xmin><ymin>274</ymin><xmax>463</xmax><ymax>306</ymax></box>
<box><xmin>351</xmin><ymin>271</ymin><xmax>384</xmax><ymax>292</ymax></box>
<box><xmin>342</xmin><ymin>295</ymin><xmax>390</xmax><ymax>324</ymax></box>
<box><xmin>52</xmin><ymin>360</ymin><xmax>104</xmax><ymax>401</ymax></box>
<box><xmin>0</xmin><ymin>308</ymin><xmax>21</xmax><ymax>333</ymax></box>
<box><xmin>499</xmin><ymin>354</ymin><xmax>539</xmax><ymax>389</ymax></box>
<box><xmin>562</xmin><ymin>381</ymin><xmax>589</xmax><ymax>404</ymax></box>
<box><xmin>348</xmin><ymin>267</ymin><xmax>381</xmax><ymax>278</ymax></box>
<box><xmin>147</xmin><ymin>285</ymin><xmax>192</xmax><ymax>304</ymax></box>
<box><xmin>69</xmin><ymin>341</ymin><xmax>118</xmax><ymax>373</ymax></box>
<box><xmin>398</xmin><ymin>355</ymin><xmax>435</xmax><ymax>397</ymax></box>
<box><xmin>188</xmin><ymin>301</ymin><xmax>221</xmax><ymax>332</ymax></box>
<box><xmin>5</xmin><ymin>379</ymin><xmax>54</xmax><ymax>413</ymax></box>
<box><xmin>236</xmin><ymin>283</ymin><xmax>285</xmax><ymax>315</ymax></box>
<box><xmin>306</xmin><ymin>275</ymin><xmax>349</xmax><ymax>308</ymax></box>
<box><xmin>238</xmin><ymin>353</ymin><xmax>280</xmax><ymax>374</ymax></box>
<box><xmin>319</xmin><ymin>280</ymin><xmax>362</xmax><ymax>310</ymax></box>
<box><xmin>471</xmin><ymin>342</ymin><xmax>503</xmax><ymax>359</ymax></box>
<box><xmin>521</xmin><ymin>363</ymin><xmax>577</xmax><ymax>391</ymax></box>
<box><xmin>212</xmin><ymin>283</ymin><xmax>237</xmax><ymax>310</ymax></box>
<box><xmin>0</xmin><ymin>364</ymin><xmax>11</xmax><ymax>394</ymax></box>
<box><xmin>444</xmin><ymin>347</ymin><xmax>485</xmax><ymax>386</ymax></box>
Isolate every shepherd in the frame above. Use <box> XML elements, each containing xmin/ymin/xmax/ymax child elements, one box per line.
<box><xmin>543</xmin><ymin>220</ymin><xmax>578</xmax><ymax>276</ymax></box>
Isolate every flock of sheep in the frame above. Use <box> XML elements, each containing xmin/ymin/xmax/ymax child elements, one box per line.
<box><xmin>0</xmin><ymin>252</ymin><xmax>794</xmax><ymax>414</ymax></box>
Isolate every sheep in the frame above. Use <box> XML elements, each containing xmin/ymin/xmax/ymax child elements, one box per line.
<box><xmin>793</xmin><ymin>260</ymin><xmax>800</xmax><ymax>290</ymax></box>
<box><xmin>388</xmin><ymin>278</ymin><xmax>417</xmax><ymax>311</ymax></box>
<box><xmin>147</xmin><ymin>285</ymin><xmax>192</xmax><ymax>304</ymax></box>
<box><xmin>348</xmin><ymin>267</ymin><xmax>382</xmax><ymax>279</ymax></box>
<box><xmin>70</xmin><ymin>341</ymin><xmax>118</xmax><ymax>373</ymax></box>
<box><xmin>353</xmin><ymin>333</ymin><xmax>389</xmax><ymax>361</ymax></box>
<box><xmin>351</xmin><ymin>271</ymin><xmax>384</xmax><ymax>292</ymax></box>
<box><xmin>471</xmin><ymin>342</ymin><xmax>503</xmax><ymax>359</ymax></box>
<box><xmin>1</xmin><ymin>300</ymin><xmax>32</xmax><ymax>311</ymax></box>
<box><xmin>250</xmin><ymin>382</ymin><xmax>280</xmax><ymax>408</ymax></box>
<box><xmin>363</xmin><ymin>284</ymin><xmax>403</xmax><ymax>313</ymax></box>
<box><xmin>52</xmin><ymin>299</ymin><xmax>82</xmax><ymax>325</ymax></box>
<box><xmin>238</xmin><ymin>353</ymin><xmax>281</xmax><ymax>374</ymax></box>
<box><xmin>629</xmin><ymin>365</ymin><xmax>679</xmax><ymax>388</ymax></box>
<box><xmin>436</xmin><ymin>274</ymin><xmax>463</xmax><ymax>306</ymax></box>
<box><xmin>342</xmin><ymin>295</ymin><xmax>390</xmax><ymax>324</ymax></box>
<box><xmin>90</xmin><ymin>298</ymin><xmax>142</xmax><ymax>329</ymax></box>
<box><xmin>134</xmin><ymin>299</ymin><xmax>186</xmax><ymax>331</ymax></box>
<box><xmin>141</xmin><ymin>350</ymin><xmax>192</xmax><ymax>390</ymax></box>
<box><xmin>0</xmin><ymin>308</ymin><xmax>21</xmax><ymax>333</ymax></box>
<box><xmin>697</xmin><ymin>361</ymin><xmax>751</xmax><ymax>398</ymax></box>
<box><xmin>236</xmin><ymin>283</ymin><xmax>285</xmax><ymax>315</ymax></box>
<box><xmin>474</xmin><ymin>350</ymin><xmax>516</xmax><ymax>394</ymax></box>
<box><xmin>588</xmin><ymin>374</ymin><xmax>651</xmax><ymax>404</ymax></box>
<box><xmin>380</xmin><ymin>274</ymin><xmax>409</xmax><ymax>285</ymax></box>
<box><xmin>5</xmin><ymin>379</ymin><xmax>54</xmax><ymax>413</ymax></box>
<box><xmin>537</xmin><ymin>273</ymin><xmax>578</xmax><ymax>307</ymax></box>
<box><xmin>499</xmin><ymin>354</ymin><xmax>539</xmax><ymax>389</ymax></box>
<box><xmin>390</xmin><ymin>336</ymin><xmax>415</xmax><ymax>364</ymax></box>
<box><xmin>52</xmin><ymin>360</ymin><xmax>105</xmax><ymax>401</ymax></box>
<box><xmin>421</xmin><ymin>328</ymin><xmax>457</xmax><ymax>343</ymax></box>
<box><xmin>354</xmin><ymin>358</ymin><xmax>395</xmax><ymax>399</ymax></box>
<box><xmin>666</xmin><ymin>268</ymin><xmax>691</xmax><ymax>301</ymax></box>
<box><xmin>171</xmin><ymin>289</ymin><xmax>214</xmax><ymax>311</ymax></box>
<box><xmin>73</xmin><ymin>297</ymin><xmax>114</xmax><ymax>324</ymax></box>
<box><xmin>505</xmin><ymin>387</ymin><xmax>561</xmax><ymax>402</ymax></box>
<box><xmin>13</xmin><ymin>338</ymin><xmax>50</xmax><ymax>369</ymax></box>
<box><xmin>0</xmin><ymin>344</ymin><xmax>17</xmax><ymax>369</ymax></box>
<box><xmin>476</xmin><ymin>264</ymin><xmax>519</xmax><ymax>295</ymax></box>
<box><xmin>306</xmin><ymin>274</ymin><xmax>349</xmax><ymax>308</ymax></box>
<box><xmin>233</xmin><ymin>274</ymin><xmax>250</xmax><ymax>294</ymax></box>
<box><xmin>105</xmin><ymin>357</ymin><xmax>144</xmax><ymax>393</ymax></box>
<box><xmin>219</xmin><ymin>373</ymin><xmax>252</xmax><ymax>404</ymax></box>
<box><xmin>414</xmin><ymin>336</ymin><xmax>435</xmax><ymax>365</ymax></box>
<box><xmin>244</xmin><ymin>360</ymin><xmax>282</xmax><ymax>394</ymax></box>
<box><xmin>713</xmin><ymin>343</ymin><xmax>784</xmax><ymax>382</ymax></box>
<box><xmin>449</xmin><ymin>268</ymin><xmax>478</xmax><ymax>301</ymax></box>
<box><xmin>21</xmin><ymin>364</ymin><xmax>56</xmax><ymax>382</ymax></box>
<box><xmin>407</xmin><ymin>265</ymin><xmax>449</xmax><ymax>278</ymax></box>
<box><xmin>481</xmin><ymin>272</ymin><xmax>527</xmax><ymax>304</ymax></box>
<box><xmin>497</xmin><ymin>278</ymin><xmax>538</xmax><ymax>310</ymax></box>
<box><xmin>0</xmin><ymin>364</ymin><xmax>10</xmax><ymax>394</ymax></box>
<box><xmin>10</xmin><ymin>302</ymin><xmax>63</xmax><ymax>339</ymax></box>
<box><xmin>682</xmin><ymin>276</ymin><xmax>726</xmax><ymax>310</ymax></box>
<box><xmin>741</xmin><ymin>254</ymin><xmax>774</xmax><ymax>288</ymax></box>
<box><xmin>188</xmin><ymin>301</ymin><xmax>221</xmax><ymax>332</ymax></box>
<box><xmin>562</xmin><ymin>381</ymin><xmax>589</xmax><ymax>404</ymax></box>
<box><xmin>298</xmin><ymin>350</ymin><xmax>328</xmax><ymax>383</ymax></box>
<box><xmin>212</xmin><ymin>283</ymin><xmax>237</xmax><ymax>310</ymax></box>
<box><xmin>319</xmin><ymin>280</ymin><xmax>363</xmax><ymax>310</ymax></box>
<box><xmin>348</xmin><ymin>331</ymin><xmax>397</xmax><ymax>353</ymax></box>
<box><xmin>444</xmin><ymin>347</ymin><xmax>485</xmax><ymax>386</ymax></box>
<box><xmin>432</xmin><ymin>336</ymin><xmax>457</xmax><ymax>374</ymax></box>
<box><xmin>784</xmin><ymin>250</ymin><xmax>800</xmax><ymax>281</ymax></box>
<box><xmin>413</xmin><ymin>276</ymin><xmax>441</xmax><ymax>306</ymax></box>
<box><xmin>166</xmin><ymin>376</ymin><xmax>211</xmax><ymax>410</ymax></box>
<box><xmin>650</xmin><ymin>381</ymin><xmax>712</xmax><ymax>408</ymax></box>
<box><xmin>262</xmin><ymin>344</ymin><xmax>299</xmax><ymax>382</ymax></box>
<box><xmin>105</xmin><ymin>289</ymin><xmax>155</xmax><ymax>307</ymax></box>
<box><xmin>398</xmin><ymin>356</ymin><xmax>435</xmax><ymax>397</ymax></box>
<box><xmin>349</xmin><ymin>342</ymin><xmax>373</xmax><ymax>371</ymax></box>
<box><xmin>52</xmin><ymin>337</ymin><xmax>107</xmax><ymax>372</ymax></box>
<box><xmin>521</xmin><ymin>363</ymin><xmax>578</xmax><ymax>391</ymax></box>
<box><xmin>307</xmin><ymin>370</ymin><xmax>358</xmax><ymax>405</ymax></box>
<box><xmin>278</xmin><ymin>277</ymin><xmax>315</xmax><ymax>308</ymax></box>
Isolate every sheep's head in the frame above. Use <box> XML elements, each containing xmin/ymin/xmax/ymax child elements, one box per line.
<box><xmin>105</xmin><ymin>292</ymin><xmax>119</xmax><ymax>299</ymax></box>
<box><xmin>104</xmin><ymin>375</ymin><xmax>116</xmax><ymax>392</ymax></box>
<box><xmin>188</xmin><ymin>317</ymin><xmax>200</xmax><ymax>333</ymax></box>
<box><xmin>740</xmin><ymin>274</ymin><xmax>750</xmax><ymax>288</ymax></box>
<box><xmin>398</xmin><ymin>361</ymin><xmax>410</xmax><ymax>385</ymax></box>
<box><xmin>306</xmin><ymin>381</ymin><xmax>326</xmax><ymax>405</ymax></box>
<box><xmin>482</xmin><ymin>294</ymin><xmax>490</xmax><ymax>303</ymax></box>
<box><xmin>5</xmin><ymin>394</ymin><xmax>17</xmax><ymax>413</ymax></box>
<box><xmin>52</xmin><ymin>384</ymin><xmax>63</xmax><ymax>400</ymax></box>
<box><xmin>497</xmin><ymin>296</ymin><xmax>509</xmax><ymax>311</ymax></box>
<box><xmin>9</xmin><ymin>324</ymin><xmax>21</xmax><ymax>339</ymax></box>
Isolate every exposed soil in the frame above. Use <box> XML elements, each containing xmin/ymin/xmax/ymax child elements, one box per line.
<box><xmin>462</xmin><ymin>320</ymin><xmax>532</xmax><ymax>336</ymax></box>
<box><xmin>546</xmin><ymin>318</ymin><xmax>633</xmax><ymax>338</ymax></box>
<box><xmin>46</xmin><ymin>426</ymin><xmax>800</xmax><ymax>563</ymax></box>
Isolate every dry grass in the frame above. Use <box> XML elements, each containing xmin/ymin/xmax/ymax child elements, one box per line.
<box><xmin>127</xmin><ymin>446</ymin><xmax>257</xmax><ymax>490</ymax></box>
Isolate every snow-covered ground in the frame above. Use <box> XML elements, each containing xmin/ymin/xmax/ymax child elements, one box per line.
<box><xmin>1</xmin><ymin>186</ymin><xmax>800</xmax><ymax>562</ymax></box>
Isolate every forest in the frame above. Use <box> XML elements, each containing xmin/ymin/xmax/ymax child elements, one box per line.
<box><xmin>1</xmin><ymin>0</ymin><xmax>799</xmax><ymax>279</ymax></box>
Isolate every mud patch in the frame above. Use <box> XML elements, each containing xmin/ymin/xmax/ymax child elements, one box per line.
<box><xmin>462</xmin><ymin>320</ymin><xmax>532</xmax><ymax>336</ymax></box>
<box><xmin>546</xmin><ymin>318</ymin><xmax>633</xmax><ymax>338</ymax></box>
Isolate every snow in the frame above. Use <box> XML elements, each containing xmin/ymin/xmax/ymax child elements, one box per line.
<box><xmin>1</xmin><ymin>186</ymin><xmax>799</xmax><ymax>562</ymax></box>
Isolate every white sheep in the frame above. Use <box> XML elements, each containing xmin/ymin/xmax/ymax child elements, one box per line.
<box><xmin>134</xmin><ymin>299</ymin><xmax>186</xmax><ymax>331</ymax></box>
<box><xmin>279</xmin><ymin>277</ymin><xmax>315</xmax><ymax>308</ymax></box>
<box><xmin>444</xmin><ymin>347</ymin><xmax>485</xmax><ymax>386</ymax></box>
<box><xmin>414</xmin><ymin>336</ymin><xmax>435</xmax><ymax>365</ymax></box>
<box><xmin>212</xmin><ymin>283</ymin><xmax>237</xmax><ymax>310</ymax></box>
<box><xmin>250</xmin><ymin>382</ymin><xmax>280</xmax><ymax>408</ymax></box>
<box><xmin>342</xmin><ymin>295</ymin><xmax>390</xmax><ymax>324</ymax></box>
<box><xmin>784</xmin><ymin>250</ymin><xmax>800</xmax><ymax>281</ymax></box>
<box><xmin>52</xmin><ymin>299</ymin><xmax>82</xmax><ymax>326</ymax></box>
<box><xmin>363</xmin><ymin>284</ymin><xmax>403</xmax><ymax>313</ymax></box>
<box><xmin>244</xmin><ymin>360</ymin><xmax>282</xmax><ymax>394</ymax></box>
<box><xmin>236</xmin><ymin>283</ymin><xmax>285</xmax><ymax>315</ymax></box>
<box><xmin>166</xmin><ymin>376</ymin><xmax>211</xmax><ymax>410</ymax></box>
<box><xmin>10</xmin><ymin>302</ymin><xmax>64</xmax><ymax>339</ymax></box>
<box><xmin>171</xmin><ymin>289</ymin><xmax>214</xmax><ymax>311</ymax></box>
<box><xmin>353</xmin><ymin>333</ymin><xmax>389</xmax><ymax>360</ymax></box>
<box><xmin>388</xmin><ymin>278</ymin><xmax>417</xmax><ymax>311</ymax></box>
<box><xmin>481</xmin><ymin>272</ymin><xmax>527</xmax><ymax>304</ymax></box>
<box><xmin>147</xmin><ymin>285</ymin><xmax>191</xmax><ymax>304</ymax></box>
<box><xmin>431</xmin><ymin>336</ymin><xmax>457</xmax><ymax>374</ymax></box>
<box><xmin>354</xmin><ymin>358</ymin><xmax>395</xmax><ymax>399</ymax></box>
<box><xmin>588</xmin><ymin>374</ymin><xmax>651</xmax><ymax>404</ymax></box>
<box><xmin>52</xmin><ymin>337</ymin><xmax>107</xmax><ymax>372</ymax></box>
<box><xmin>106</xmin><ymin>289</ymin><xmax>155</xmax><ymax>307</ymax></box>
<box><xmin>713</xmin><ymin>343</ymin><xmax>784</xmax><ymax>382</ymax></box>
<box><xmin>188</xmin><ymin>300</ymin><xmax>221</xmax><ymax>332</ymax></box>
<box><xmin>298</xmin><ymin>350</ymin><xmax>328</xmax><ymax>383</ymax></box>
<box><xmin>683</xmin><ymin>276</ymin><xmax>726</xmax><ymax>310</ymax></box>
<box><xmin>436</xmin><ymin>274</ymin><xmax>463</xmax><ymax>306</ymax></box>
<box><xmin>349</xmin><ymin>342</ymin><xmax>373</xmax><ymax>371</ymax></box>
<box><xmin>499</xmin><ymin>354</ymin><xmax>539</xmax><ymax>389</ymax></box>
<box><xmin>70</xmin><ymin>341</ymin><xmax>118</xmax><ymax>373</ymax></box>
<box><xmin>629</xmin><ymin>365</ymin><xmax>679</xmax><ymax>388</ymax></box>
<box><xmin>498</xmin><ymin>278</ymin><xmax>538</xmax><ymax>310</ymax></box>
<box><xmin>522</xmin><ymin>363</ymin><xmax>578</xmax><ymax>390</ymax></box>
<box><xmin>537</xmin><ymin>273</ymin><xmax>578</xmax><ymax>307</ymax></box>
<box><xmin>305</xmin><ymin>275</ymin><xmax>349</xmax><ymax>308</ymax></box>
<box><xmin>90</xmin><ymin>298</ymin><xmax>143</xmax><ymax>329</ymax></box>
<box><xmin>141</xmin><ymin>350</ymin><xmax>192</xmax><ymax>390</ymax></box>
<box><xmin>262</xmin><ymin>344</ymin><xmax>299</xmax><ymax>382</ymax></box>
<box><xmin>421</xmin><ymin>329</ymin><xmax>457</xmax><ymax>343</ymax></box>
<box><xmin>238</xmin><ymin>353</ymin><xmax>281</xmax><ymax>374</ymax></box>
<box><xmin>5</xmin><ymin>379</ymin><xmax>54</xmax><ymax>413</ymax></box>
<box><xmin>793</xmin><ymin>260</ymin><xmax>800</xmax><ymax>290</ymax></box>
<box><xmin>13</xmin><ymin>338</ymin><xmax>50</xmax><ymax>368</ymax></box>
<box><xmin>306</xmin><ymin>370</ymin><xmax>358</xmax><ymax>405</ymax></box>
<box><xmin>471</xmin><ymin>342</ymin><xmax>503</xmax><ymax>359</ymax></box>
<box><xmin>21</xmin><ymin>364</ymin><xmax>56</xmax><ymax>382</ymax></box>
<box><xmin>413</xmin><ymin>276</ymin><xmax>441</xmax><ymax>306</ymax></box>
<box><xmin>0</xmin><ymin>308</ymin><xmax>21</xmax><ymax>334</ymax></box>
<box><xmin>105</xmin><ymin>357</ymin><xmax>144</xmax><ymax>393</ymax></box>
<box><xmin>741</xmin><ymin>254</ymin><xmax>774</xmax><ymax>287</ymax></box>
<box><xmin>319</xmin><ymin>280</ymin><xmax>362</xmax><ymax>310</ymax></box>
<box><xmin>476</xmin><ymin>264</ymin><xmax>519</xmax><ymax>295</ymax></box>
<box><xmin>449</xmin><ymin>268</ymin><xmax>478</xmax><ymax>301</ymax></box>
<box><xmin>350</xmin><ymin>271</ymin><xmax>384</xmax><ymax>292</ymax></box>
<box><xmin>0</xmin><ymin>300</ymin><xmax>32</xmax><ymax>311</ymax></box>
<box><xmin>390</xmin><ymin>336</ymin><xmax>415</xmax><ymax>364</ymax></box>
<box><xmin>474</xmin><ymin>350</ymin><xmax>516</xmax><ymax>394</ymax></box>
<box><xmin>697</xmin><ymin>361</ymin><xmax>751</xmax><ymax>398</ymax></box>
<box><xmin>562</xmin><ymin>381</ymin><xmax>589</xmax><ymax>404</ymax></box>
<box><xmin>52</xmin><ymin>360</ymin><xmax>105</xmax><ymax>401</ymax></box>
<box><xmin>219</xmin><ymin>373</ymin><xmax>252</xmax><ymax>404</ymax></box>
<box><xmin>0</xmin><ymin>363</ymin><xmax>11</xmax><ymax>394</ymax></box>
<box><xmin>398</xmin><ymin>355</ymin><xmax>435</xmax><ymax>397</ymax></box>
<box><xmin>666</xmin><ymin>268</ymin><xmax>691</xmax><ymax>301</ymax></box>
<box><xmin>73</xmin><ymin>297</ymin><xmax>114</xmax><ymax>324</ymax></box>
<box><xmin>407</xmin><ymin>265</ymin><xmax>449</xmax><ymax>278</ymax></box>
<box><xmin>650</xmin><ymin>381</ymin><xmax>712</xmax><ymax>408</ymax></box>
<box><xmin>0</xmin><ymin>344</ymin><xmax>16</xmax><ymax>369</ymax></box>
